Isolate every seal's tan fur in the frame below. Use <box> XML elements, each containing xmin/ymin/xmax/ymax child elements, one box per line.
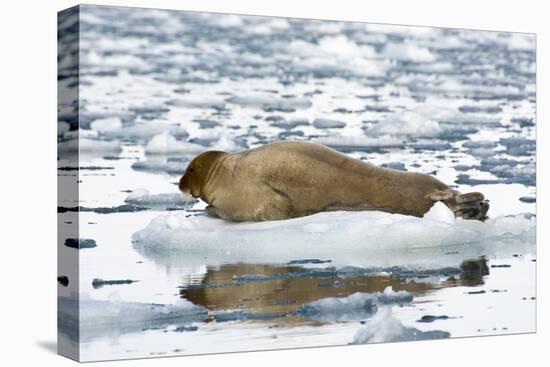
<box><xmin>179</xmin><ymin>141</ymin><xmax>489</xmax><ymax>221</ymax></box>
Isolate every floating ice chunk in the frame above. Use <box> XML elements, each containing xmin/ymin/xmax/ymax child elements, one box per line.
<box><xmin>209</xmin><ymin>134</ymin><xmax>246</xmax><ymax>152</ymax></box>
<box><xmin>91</xmin><ymin>37</ymin><xmax>149</xmax><ymax>53</ymax></box>
<box><xmin>352</xmin><ymin>307</ymin><xmax>450</xmax><ymax>344</ymax></box>
<box><xmin>226</xmin><ymin>95</ymin><xmax>312</xmax><ymax>111</ymax></box>
<box><xmin>58</xmin><ymin>138</ymin><xmax>122</xmax><ymax>154</ymax></box>
<box><xmin>381</xmin><ymin>162</ymin><xmax>407</xmax><ymax>171</ymax></box>
<box><xmin>423</xmin><ymin>202</ymin><xmax>455</xmax><ymax>224</ymax></box>
<box><xmin>79</xmin><ymin>109</ymin><xmax>136</xmax><ymax>128</ymax></box>
<box><xmin>98</xmin><ymin>122</ymin><xmax>189</xmax><ymax>142</ymax></box>
<box><xmin>215</xmin><ymin>14</ymin><xmax>244</xmax><ymax>28</ymax></box>
<box><xmin>364</xmin><ymin>24</ymin><xmax>434</xmax><ymax>38</ymax></box>
<box><xmin>246</xmin><ymin>18</ymin><xmax>289</xmax><ymax>35</ymax></box>
<box><xmin>145</xmin><ymin>133</ymin><xmax>204</xmax><ymax>155</ymax></box>
<box><xmin>131</xmin><ymin>158</ymin><xmax>185</xmax><ymax>174</ymax></box>
<box><xmin>304</xmin><ymin>21</ymin><xmax>343</xmax><ymax>34</ymax></box>
<box><xmin>506</xmin><ymin>33</ymin><xmax>535</xmax><ymax>51</ymax></box>
<box><xmin>314</xmin><ymin>135</ymin><xmax>403</xmax><ymax>150</ymax></box>
<box><xmin>167</xmin><ymin>97</ymin><xmax>226</xmax><ymax>110</ymax></box>
<box><xmin>128</xmin><ymin>104</ymin><xmax>170</xmax><ymax>115</ymax></box>
<box><xmin>280</xmin><ymin>39</ymin><xmax>388</xmax><ymax>77</ymax></box>
<box><xmin>82</xmin><ymin>51</ymin><xmax>148</xmax><ymax>70</ymax></box>
<box><xmin>318</xmin><ymin>35</ymin><xmax>377</xmax><ymax>58</ymax></box>
<box><xmin>90</xmin><ymin>117</ymin><xmax>122</xmax><ymax>133</ymax></box>
<box><xmin>313</xmin><ymin>118</ymin><xmax>346</xmax><ymax>129</ymax></box>
<box><xmin>125</xmin><ymin>188</ymin><xmax>197</xmax><ymax>208</ymax></box>
<box><xmin>381</xmin><ymin>43</ymin><xmax>436</xmax><ymax>62</ymax></box>
<box><xmin>367</xmin><ymin>112</ymin><xmax>442</xmax><ymax>138</ymax></box>
<box><xmin>297</xmin><ymin>287</ymin><xmax>413</xmax><ymax>322</ymax></box>
<box><xmin>58</xmin><ymin>296</ymin><xmax>207</xmax><ymax>341</ymax></box>
<box><xmin>58</xmin><ymin>121</ymin><xmax>71</xmax><ymax>137</ymax></box>
<box><xmin>132</xmin><ymin>203</ymin><xmax>535</xmax><ymax>269</ymax></box>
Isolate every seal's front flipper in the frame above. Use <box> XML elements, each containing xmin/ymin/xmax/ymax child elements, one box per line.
<box><xmin>205</xmin><ymin>205</ymin><xmax>220</xmax><ymax>218</ymax></box>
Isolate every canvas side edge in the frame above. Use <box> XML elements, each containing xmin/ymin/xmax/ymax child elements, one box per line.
<box><xmin>57</xmin><ymin>4</ymin><xmax>81</xmax><ymax>362</ymax></box>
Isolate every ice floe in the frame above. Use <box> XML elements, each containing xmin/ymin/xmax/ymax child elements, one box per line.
<box><xmin>92</xmin><ymin>120</ymin><xmax>189</xmax><ymax>142</ymax></box>
<box><xmin>58</xmin><ymin>295</ymin><xmax>207</xmax><ymax>341</ymax></box>
<box><xmin>367</xmin><ymin>112</ymin><xmax>442</xmax><ymax>138</ymax></box>
<box><xmin>132</xmin><ymin>202</ymin><xmax>535</xmax><ymax>269</ymax></box>
<box><xmin>125</xmin><ymin>189</ymin><xmax>197</xmax><ymax>209</ymax></box>
<box><xmin>352</xmin><ymin>307</ymin><xmax>450</xmax><ymax>344</ymax></box>
<box><xmin>145</xmin><ymin>133</ymin><xmax>204</xmax><ymax>155</ymax></box>
<box><xmin>313</xmin><ymin>135</ymin><xmax>403</xmax><ymax>152</ymax></box>
<box><xmin>381</xmin><ymin>43</ymin><xmax>436</xmax><ymax>63</ymax></box>
<box><xmin>226</xmin><ymin>95</ymin><xmax>312</xmax><ymax>111</ymax></box>
<box><xmin>58</xmin><ymin>137</ymin><xmax>122</xmax><ymax>155</ymax></box>
<box><xmin>131</xmin><ymin>158</ymin><xmax>185</xmax><ymax>174</ymax></box>
<box><xmin>90</xmin><ymin>117</ymin><xmax>122</xmax><ymax>133</ymax></box>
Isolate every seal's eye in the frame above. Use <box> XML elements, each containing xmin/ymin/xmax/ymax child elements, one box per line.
<box><xmin>188</xmin><ymin>167</ymin><xmax>195</xmax><ymax>174</ymax></box>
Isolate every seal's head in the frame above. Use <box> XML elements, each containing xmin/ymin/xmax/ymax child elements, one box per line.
<box><xmin>179</xmin><ymin>151</ymin><xmax>226</xmax><ymax>199</ymax></box>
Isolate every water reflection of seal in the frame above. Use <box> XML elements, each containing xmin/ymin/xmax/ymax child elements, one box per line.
<box><xmin>179</xmin><ymin>141</ymin><xmax>489</xmax><ymax>221</ymax></box>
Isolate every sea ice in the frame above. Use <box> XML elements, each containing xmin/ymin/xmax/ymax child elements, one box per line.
<box><xmin>93</xmin><ymin>121</ymin><xmax>189</xmax><ymax>142</ymax></box>
<box><xmin>313</xmin><ymin>135</ymin><xmax>403</xmax><ymax>151</ymax></box>
<box><xmin>58</xmin><ymin>137</ymin><xmax>122</xmax><ymax>154</ymax></box>
<box><xmin>167</xmin><ymin>97</ymin><xmax>227</xmax><ymax>110</ymax></box>
<box><xmin>131</xmin><ymin>158</ymin><xmax>185</xmax><ymax>174</ymax></box>
<box><xmin>90</xmin><ymin>117</ymin><xmax>122</xmax><ymax>133</ymax></box>
<box><xmin>352</xmin><ymin>307</ymin><xmax>450</xmax><ymax>344</ymax></box>
<box><xmin>226</xmin><ymin>95</ymin><xmax>312</xmax><ymax>111</ymax></box>
<box><xmin>58</xmin><ymin>121</ymin><xmax>71</xmax><ymax>137</ymax></box>
<box><xmin>58</xmin><ymin>295</ymin><xmax>207</xmax><ymax>341</ymax></box>
<box><xmin>381</xmin><ymin>43</ymin><xmax>436</xmax><ymax>63</ymax></box>
<box><xmin>145</xmin><ymin>133</ymin><xmax>204</xmax><ymax>155</ymax></box>
<box><xmin>132</xmin><ymin>203</ymin><xmax>535</xmax><ymax>269</ymax></box>
<box><xmin>367</xmin><ymin>112</ymin><xmax>442</xmax><ymax>138</ymax></box>
<box><xmin>125</xmin><ymin>189</ymin><xmax>196</xmax><ymax>208</ymax></box>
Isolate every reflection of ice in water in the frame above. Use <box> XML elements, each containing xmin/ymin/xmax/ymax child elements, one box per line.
<box><xmin>58</xmin><ymin>4</ymin><xmax>536</xmax><ymax>361</ymax></box>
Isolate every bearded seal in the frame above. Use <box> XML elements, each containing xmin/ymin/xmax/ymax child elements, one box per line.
<box><xmin>178</xmin><ymin>141</ymin><xmax>489</xmax><ymax>222</ymax></box>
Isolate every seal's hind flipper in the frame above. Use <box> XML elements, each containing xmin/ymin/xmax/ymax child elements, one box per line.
<box><xmin>428</xmin><ymin>190</ymin><xmax>490</xmax><ymax>221</ymax></box>
<box><xmin>455</xmin><ymin>192</ymin><xmax>485</xmax><ymax>204</ymax></box>
<box><xmin>205</xmin><ymin>205</ymin><xmax>220</xmax><ymax>218</ymax></box>
<box><xmin>450</xmin><ymin>192</ymin><xmax>490</xmax><ymax>221</ymax></box>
